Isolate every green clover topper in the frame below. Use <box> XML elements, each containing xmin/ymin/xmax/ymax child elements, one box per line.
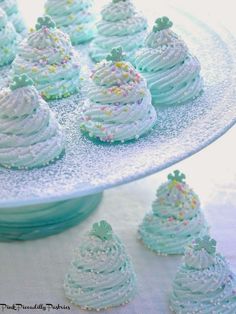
<box><xmin>90</xmin><ymin>220</ymin><xmax>113</xmax><ymax>241</ymax></box>
<box><xmin>167</xmin><ymin>170</ymin><xmax>186</xmax><ymax>183</ymax></box>
<box><xmin>36</xmin><ymin>15</ymin><xmax>56</xmax><ymax>31</ymax></box>
<box><xmin>194</xmin><ymin>236</ymin><xmax>217</xmax><ymax>255</ymax></box>
<box><xmin>10</xmin><ymin>74</ymin><xmax>34</xmax><ymax>91</ymax></box>
<box><xmin>106</xmin><ymin>47</ymin><xmax>124</xmax><ymax>62</ymax></box>
<box><xmin>153</xmin><ymin>16</ymin><xmax>173</xmax><ymax>32</ymax></box>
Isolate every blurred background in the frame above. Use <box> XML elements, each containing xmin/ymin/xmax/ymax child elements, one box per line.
<box><xmin>18</xmin><ymin>0</ymin><xmax>236</xmax><ymax>31</ymax></box>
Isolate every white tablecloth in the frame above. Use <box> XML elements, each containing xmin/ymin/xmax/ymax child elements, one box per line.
<box><xmin>1</xmin><ymin>1</ymin><xmax>236</xmax><ymax>313</ymax></box>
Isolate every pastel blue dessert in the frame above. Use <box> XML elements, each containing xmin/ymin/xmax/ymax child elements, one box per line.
<box><xmin>12</xmin><ymin>16</ymin><xmax>81</xmax><ymax>100</ymax></box>
<box><xmin>64</xmin><ymin>220</ymin><xmax>137</xmax><ymax>310</ymax></box>
<box><xmin>134</xmin><ymin>17</ymin><xmax>203</xmax><ymax>106</ymax></box>
<box><xmin>0</xmin><ymin>0</ymin><xmax>26</xmax><ymax>35</ymax></box>
<box><xmin>0</xmin><ymin>74</ymin><xmax>65</xmax><ymax>169</ymax></box>
<box><xmin>138</xmin><ymin>170</ymin><xmax>208</xmax><ymax>255</ymax></box>
<box><xmin>45</xmin><ymin>0</ymin><xmax>96</xmax><ymax>45</ymax></box>
<box><xmin>90</xmin><ymin>0</ymin><xmax>147</xmax><ymax>63</ymax></box>
<box><xmin>80</xmin><ymin>47</ymin><xmax>157</xmax><ymax>142</ymax></box>
<box><xmin>0</xmin><ymin>8</ymin><xmax>18</xmax><ymax>67</ymax></box>
<box><xmin>170</xmin><ymin>236</ymin><xmax>236</xmax><ymax>313</ymax></box>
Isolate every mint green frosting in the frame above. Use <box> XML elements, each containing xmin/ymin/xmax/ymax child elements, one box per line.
<box><xmin>134</xmin><ymin>18</ymin><xmax>203</xmax><ymax>106</ymax></box>
<box><xmin>0</xmin><ymin>79</ymin><xmax>65</xmax><ymax>169</ymax></box>
<box><xmin>90</xmin><ymin>0</ymin><xmax>147</xmax><ymax>63</ymax></box>
<box><xmin>0</xmin><ymin>0</ymin><xmax>26</xmax><ymax>34</ymax></box>
<box><xmin>106</xmin><ymin>47</ymin><xmax>124</xmax><ymax>62</ymax></box>
<box><xmin>138</xmin><ymin>172</ymin><xmax>208</xmax><ymax>254</ymax></box>
<box><xmin>90</xmin><ymin>220</ymin><xmax>113</xmax><ymax>241</ymax></box>
<box><xmin>0</xmin><ymin>8</ymin><xmax>18</xmax><ymax>67</ymax></box>
<box><xmin>153</xmin><ymin>16</ymin><xmax>173</xmax><ymax>32</ymax></box>
<box><xmin>64</xmin><ymin>220</ymin><xmax>137</xmax><ymax>310</ymax></box>
<box><xmin>10</xmin><ymin>74</ymin><xmax>34</xmax><ymax>90</ymax></box>
<box><xmin>12</xmin><ymin>17</ymin><xmax>81</xmax><ymax>100</ymax></box>
<box><xmin>170</xmin><ymin>238</ymin><xmax>236</xmax><ymax>313</ymax></box>
<box><xmin>194</xmin><ymin>235</ymin><xmax>216</xmax><ymax>255</ymax></box>
<box><xmin>80</xmin><ymin>57</ymin><xmax>157</xmax><ymax>142</ymax></box>
<box><xmin>35</xmin><ymin>16</ymin><xmax>56</xmax><ymax>31</ymax></box>
<box><xmin>45</xmin><ymin>0</ymin><xmax>96</xmax><ymax>45</ymax></box>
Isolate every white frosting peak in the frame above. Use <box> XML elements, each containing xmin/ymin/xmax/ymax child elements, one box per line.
<box><xmin>27</xmin><ymin>27</ymin><xmax>70</xmax><ymax>50</ymax></box>
<box><xmin>184</xmin><ymin>247</ymin><xmax>216</xmax><ymax>270</ymax></box>
<box><xmin>145</xmin><ymin>28</ymin><xmax>185</xmax><ymax>48</ymax></box>
<box><xmin>0</xmin><ymin>86</ymin><xmax>39</xmax><ymax>117</ymax></box>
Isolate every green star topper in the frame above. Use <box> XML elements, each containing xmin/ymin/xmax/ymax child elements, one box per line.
<box><xmin>194</xmin><ymin>236</ymin><xmax>217</xmax><ymax>255</ymax></box>
<box><xmin>90</xmin><ymin>220</ymin><xmax>113</xmax><ymax>241</ymax></box>
<box><xmin>36</xmin><ymin>15</ymin><xmax>56</xmax><ymax>31</ymax></box>
<box><xmin>167</xmin><ymin>170</ymin><xmax>186</xmax><ymax>183</ymax></box>
<box><xmin>153</xmin><ymin>16</ymin><xmax>173</xmax><ymax>32</ymax></box>
<box><xmin>10</xmin><ymin>74</ymin><xmax>34</xmax><ymax>91</ymax></box>
<box><xmin>106</xmin><ymin>47</ymin><xmax>124</xmax><ymax>62</ymax></box>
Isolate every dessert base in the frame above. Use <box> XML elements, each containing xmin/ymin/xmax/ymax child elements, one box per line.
<box><xmin>0</xmin><ymin>193</ymin><xmax>102</xmax><ymax>241</ymax></box>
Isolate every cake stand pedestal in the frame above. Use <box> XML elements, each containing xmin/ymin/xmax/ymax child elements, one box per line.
<box><xmin>0</xmin><ymin>193</ymin><xmax>102</xmax><ymax>241</ymax></box>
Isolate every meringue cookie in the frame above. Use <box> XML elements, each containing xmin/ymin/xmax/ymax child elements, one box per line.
<box><xmin>134</xmin><ymin>17</ymin><xmax>203</xmax><ymax>105</ymax></box>
<box><xmin>12</xmin><ymin>16</ymin><xmax>81</xmax><ymax>100</ymax></box>
<box><xmin>64</xmin><ymin>220</ymin><xmax>137</xmax><ymax>310</ymax></box>
<box><xmin>45</xmin><ymin>0</ymin><xmax>96</xmax><ymax>45</ymax></box>
<box><xmin>138</xmin><ymin>170</ymin><xmax>208</xmax><ymax>254</ymax></box>
<box><xmin>170</xmin><ymin>236</ymin><xmax>236</xmax><ymax>313</ymax></box>
<box><xmin>0</xmin><ymin>74</ymin><xmax>65</xmax><ymax>169</ymax></box>
<box><xmin>80</xmin><ymin>48</ymin><xmax>157</xmax><ymax>142</ymax></box>
<box><xmin>90</xmin><ymin>0</ymin><xmax>147</xmax><ymax>63</ymax></box>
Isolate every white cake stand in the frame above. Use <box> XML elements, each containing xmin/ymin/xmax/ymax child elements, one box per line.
<box><xmin>0</xmin><ymin>6</ymin><xmax>236</xmax><ymax>240</ymax></box>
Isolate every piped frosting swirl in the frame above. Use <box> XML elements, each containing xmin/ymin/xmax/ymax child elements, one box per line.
<box><xmin>12</xmin><ymin>16</ymin><xmax>81</xmax><ymax>100</ymax></box>
<box><xmin>45</xmin><ymin>0</ymin><xmax>96</xmax><ymax>45</ymax></box>
<box><xmin>0</xmin><ymin>74</ymin><xmax>65</xmax><ymax>169</ymax></box>
<box><xmin>90</xmin><ymin>0</ymin><xmax>147</xmax><ymax>63</ymax></box>
<box><xmin>170</xmin><ymin>236</ymin><xmax>236</xmax><ymax>313</ymax></box>
<box><xmin>81</xmin><ymin>48</ymin><xmax>157</xmax><ymax>142</ymax></box>
<box><xmin>134</xmin><ymin>17</ymin><xmax>203</xmax><ymax>105</ymax></box>
<box><xmin>64</xmin><ymin>220</ymin><xmax>137</xmax><ymax>310</ymax></box>
<box><xmin>138</xmin><ymin>170</ymin><xmax>208</xmax><ymax>255</ymax></box>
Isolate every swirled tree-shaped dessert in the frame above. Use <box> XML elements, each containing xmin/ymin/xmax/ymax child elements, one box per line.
<box><xmin>0</xmin><ymin>74</ymin><xmax>65</xmax><ymax>169</ymax></box>
<box><xmin>80</xmin><ymin>47</ymin><xmax>157</xmax><ymax>142</ymax></box>
<box><xmin>170</xmin><ymin>236</ymin><xmax>236</xmax><ymax>313</ymax></box>
<box><xmin>12</xmin><ymin>16</ymin><xmax>81</xmax><ymax>100</ymax></box>
<box><xmin>64</xmin><ymin>220</ymin><xmax>137</xmax><ymax>310</ymax></box>
<box><xmin>90</xmin><ymin>0</ymin><xmax>147</xmax><ymax>63</ymax></box>
<box><xmin>134</xmin><ymin>17</ymin><xmax>203</xmax><ymax>106</ymax></box>
<box><xmin>138</xmin><ymin>170</ymin><xmax>208</xmax><ymax>254</ymax></box>
<box><xmin>45</xmin><ymin>0</ymin><xmax>96</xmax><ymax>45</ymax></box>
